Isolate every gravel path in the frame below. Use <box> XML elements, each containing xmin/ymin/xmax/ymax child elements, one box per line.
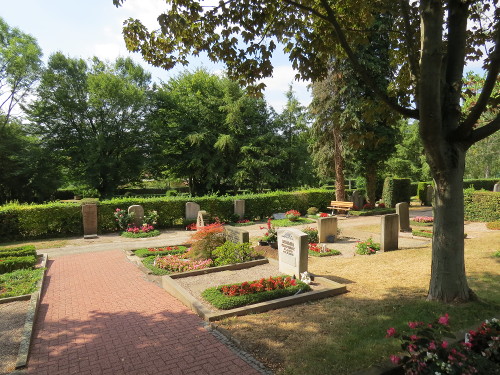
<box><xmin>0</xmin><ymin>299</ymin><xmax>30</xmax><ymax>375</ymax></box>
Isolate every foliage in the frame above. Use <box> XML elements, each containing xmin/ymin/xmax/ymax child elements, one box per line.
<box><xmin>120</xmin><ymin>227</ymin><xmax>160</xmax><ymax>238</ymax></box>
<box><xmin>0</xmin><ymin>246</ymin><xmax>36</xmax><ymax>258</ymax></box>
<box><xmin>0</xmin><ymin>268</ymin><xmax>44</xmax><ymax>299</ymax></box>
<box><xmin>271</xmin><ymin>218</ymin><xmax>315</xmax><ymax>227</ymax></box>
<box><xmin>152</xmin><ymin>255</ymin><xmax>212</xmax><ymax>274</ymax></box>
<box><xmin>201</xmin><ymin>277</ymin><xmax>311</xmax><ymax>310</ymax></box>
<box><xmin>143</xmin><ymin>210</ymin><xmax>159</xmax><ymax>226</ymax></box>
<box><xmin>141</xmin><ymin>256</ymin><xmax>172</xmax><ymax>276</ymax></box>
<box><xmin>303</xmin><ymin>227</ymin><xmax>318</xmax><ymax>243</ymax></box>
<box><xmin>0</xmin><ymin>255</ymin><xmax>37</xmax><ymax>274</ymax></box>
<box><xmin>134</xmin><ymin>246</ymin><xmax>187</xmax><ymax>257</ymax></box>
<box><xmin>486</xmin><ymin>222</ymin><xmax>500</xmax><ymax>230</ymax></box>
<box><xmin>259</xmin><ymin>218</ymin><xmax>278</xmax><ymax>243</ymax></box>
<box><xmin>466</xmin><ymin>318</ymin><xmax>500</xmax><ymax>365</ymax></box>
<box><xmin>462</xmin><ymin>179</ymin><xmax>500</xmax><ymax>191</ymax></box>
<box><xmin>464</xmin><ymin>190</ymin><xmax>500</xmax><ymax>222</ymax></box>
<box><xmin>382</xmin><ymin>177</ymin><xmax>411</xmax><ymax>208</ymax></box>
<box><xmin>308</xmin><ymin>243</ymin><xmax>341</xmax><ymax>257</ymax></box>
<box><xmin>307</xmin><ymin>207</ymin><xmax>319</xmax><ymax>215</ymax></box>
<box><xmin>114</xmin><ymin>208</ymin><xmax>134</xmax><ymax>231</ymax></box>
<box><xmin>189</xmin><ymin>221</ymin><xmax>225</xmax><ymax>260</ymax></box>
<box><xmin>412</xmin><ymin>229</ymin><xmax>433</xmax><ymax>238</ymax></box>
<box><xmin>26</xmin><ymin>54</ymin><xmax>152</xmax><ymax>197</ymax></box>
<box><xmin>350</xmin><ymin>208</ymin><xmax>395</xmax><ymax>216</ymax></box>
<box><xmin>285</xmin><ymin>209</ymin><xmax>301</xmax><ymax>221</ymax></box>
<box><xmin>417</xmin><ymin>182</ymin><xmax>429</xmax><ymax>204</ymax></box>
<box><xmin>212</xmin><ymin>242</ymin><xmax>256</xmax><ymax>266</ymax></box>
<box><xmin>355</xmin><ymin>238</ymin><xmax>380</xmax><ymax>255</ymax></box>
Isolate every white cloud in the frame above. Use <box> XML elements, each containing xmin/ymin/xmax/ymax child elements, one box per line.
<box><xmin>261</xmin><ymin>65</ymin><xmax>311</xmax><ymax>111</ymax></box>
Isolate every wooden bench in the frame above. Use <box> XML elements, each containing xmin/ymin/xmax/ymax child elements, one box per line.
<box><xmin>327</xmin><ymin>201</ymin><xmax>354</xmax><ymax>216</ymax></box>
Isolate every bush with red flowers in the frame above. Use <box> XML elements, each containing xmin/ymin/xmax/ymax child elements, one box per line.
<box><xmin>285</xmin><ymin>209</ymin><xmax>301</xmax><ymax>221</ymax></box>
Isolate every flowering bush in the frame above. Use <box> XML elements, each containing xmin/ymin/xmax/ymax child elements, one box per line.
<box><xmin>356</xmin><ymin>237</ymin><xmax>380</xmax><ymax>255</ymax></box>
<box><xmin>153</xmin><ymin>254</ymin><xmax>212</xmax><ymax>273</ymax></box>
<box><xmin>378</xmin><ymin>202</ymin><xmax>386</xmax><ymax>208</ymax></box>
<box><xmin>143</xmin><ymin>210</ymin><xmax>159</xmax><ymax>226</ymax></box>
<box><xmin>189</xmin><ymin>220</ymin><xmax>225</xmax><ymax>259</ymax></box>
<box><xmin>260</xmin><ymin>218</ymin><xmax>278</xmax><ymax>243</ymax></box>
<box><xmin>285</xmin><ymin>209</ymin><xmax>301</xmax><ymax>221</ymax></box>
<box><xmin>126</xmin><ymin>224</ymin><xmax>155</xmax><ymax>234</ymax></box>
<box><xmin>363</xmin><ymin>203</ymin><xmax>375</xmax><ymax>210</ymax></box>
<box><xmin>236</xmin><ymin>219</ymin><xmax>250</xmax><ymax>223</ymax></box>
<box><xmin>220</xmin><ymin>276</ymin><xmax>297</xmax><ymax>296</ymax></box>
<box><xmin>319</xmin><ymin>212</ymin><xmax>329</xmax><ymax>217</ymax></box>
<box><xmin>466</xmin><ymin>318</ymin><xmax>499</xmax><ymax>364</ymax></box>
<box><xmin>386</xmin><ymin>314</ymin><xmax>500</xmax><ymax>374</ymax></box>
<box><xmin>185</xmin><ymin>222</ymin><xmax>197</xmax><ymax>231</ymax></box>
<box><xmin>413</xmin><ymin>216</ymin><xmax>434</xmax><ymax>223</ymax></box>
<box><xmin>114</xmin><ymin>208</ymin><xmax>134</xmax><ymax>230</ymax></box>
<box><xmin>303</xmin><ymin>227</ymin><xmax>319</xmax><ymax>243</ymax></box>
<box><xmin>308</xmin><ymin>243</ymin><xmax>322</xmax><ymax>253</ymax></box>
<box><xmin>355</xmin><ymin>237</ymin><xmax>380</xmax><ymax>255</ymax></box>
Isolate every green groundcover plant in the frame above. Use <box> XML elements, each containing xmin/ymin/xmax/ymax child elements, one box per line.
<box><xmin>0</xmin><ymin>255</ymin><xmax>37</xmax><ymax>274</ymax></box>
<box><xmin>412</xmin><ymin>229</ymin><xmax>434</xmax><ymax>238</ymax></box>
<box><xmin>134</xmin><ymin>246</ymin><xmax>187</xmax><ymax>257</ymax></box>
<box><xmin>271</xmin><ymin>217</ymin><xmax>315</xmax><ymax>227</ymax></box>
<box><xmin>355</xmin><ymin>238</ymin><xmax>380</xmax><ymax>255</ymax></box>
<box><xmin>212</xmin><ymin>242</ymin><xmax>256</xmax><ymax>266</ymax></box>
<box><xmin>308</xmin><ymin>243</ymin><xmax>341</xmax><ymax>257</ymax></box>
<box><xmin>0</xmin><ymin>268</ymin><xmax>44</xmax><ymax>298</ymax></box>
<box><xmin>202</xmin><ymin>276</ymin><xmax>311</xmax><ymax>310</ymax></box>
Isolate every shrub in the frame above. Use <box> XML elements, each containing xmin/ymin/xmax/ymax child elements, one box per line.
<box><xmin>307</xmin><ymin>207</ymin><xmax>319</xmax><ymax>215</ymax></box>
<box><xmin>113</xmin><ymin>208</ymin><xmax>134</xmax><ymax>230</ymax></box>
<box><xmin>134</xmin><ymin>246</ymin><xmax>187</xmax><ymax>257</ymax></box>
<box><xmin>462</xmin><ymin>178</ymin><xmax>499</xmax><ymax>191</ymax></box>
<box><xmin>285</xmin><ymin>209</ymin><xmax>301</xmax><ymax>221</ymax></box>
<box><xmin>355</xmin><ymin>237</ymin><xmax>380</xmax><ymax>255</ymax></box>
<box><xmin>189</xmin><ymin>221</ymin><xmax>226</xmax><ymax>259</ymax></box>
<box><xmin>0</xmin><ymin>245</ymin><xmax>37</xmax><ymax>258</ymax></box>
<box><xmin>417</xmin><ymin>181</ymin><xmax>429</xmax><ymax>204</ymax></box>
<box><xmin>143</xmin><ymin>210</ymin><xmax>159</xmax><ymax>226</ymax></box>
<box><xmin>382</xmin><ymin>177</ymin><xmax>411</xmax><ymax>208</ymax></box>
<box><xmin>259</xmin><ymin>218</ymin><xmax>278</xmax><ymax>242</ymax></box>
<box><xmin>0</xmin><ymin>268</ymin><xmax>45</xmax><ymax>299</ymax></box>
<box><xmin>0</xmin><ymin>255</ymin><xmax>37</xmax><ymax>274</ymax></box>
<box><xmin>486</xmin><ymin>221</ymin><xmax>500</xmax><ymax>230</ymax></box>
<box><xmin>464</xmin><ymin>189</ymin><xmax>500</xmax><ymax>222</ymax></box>
<box><xmin>213</xmin><ymin>242</ymin><xmax>255</xmax><ymax>266</ymax></box>
<box><xmin>202</xmin><ymin>276</ymin><xmax>311</xmax><ymax>310</ymax></box>
<box><xmin>303</xmin><ymin>227</ymin><xmax>319</xmax><ymax>243</ymax></box>
<box><xmin>494</xmin><ymin>251</ymin><xmax>500</xmax><ymax>258</ymax></box>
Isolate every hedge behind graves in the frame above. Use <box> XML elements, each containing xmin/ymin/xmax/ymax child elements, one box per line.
<box><xmin>382</xmin><ymin>178</ymin><xmax>412</xmax><ymax>208</ymax></box>
<box><xmin>464</xmin><ymin>190</ymin><xmax>500</xmax><ymax>222</ymax></box>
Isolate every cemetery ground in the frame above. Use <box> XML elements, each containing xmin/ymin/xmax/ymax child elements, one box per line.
<box><xmin>0</xmin><ymin>211</ymin><xmax>499</xmax><ymax>375</ymax></box>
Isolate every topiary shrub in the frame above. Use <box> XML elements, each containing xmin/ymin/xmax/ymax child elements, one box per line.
<box><xmin>417</xmin><ymin>182</ymin><xmax>429</xmax><ymax>204</ymax></box>
<box><xmin>382</xmin><ymin>178</ymin><xmax>412</xmax><ymax>208</ymax></box>
<box><xmin>464</xmin><ymin>189</ymin><xmax>500</xmax><ymax>222</ymax></box>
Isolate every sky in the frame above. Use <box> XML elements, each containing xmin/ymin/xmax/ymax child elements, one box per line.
<box><xmin>1</xmin><ymin>0</ymin><xmax>311</xmax><ymax>112</ymax></box>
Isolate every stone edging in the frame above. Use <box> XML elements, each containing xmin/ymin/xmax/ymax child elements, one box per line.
<box><xmin>15</xmin><ymin>253</ymin><xmax>48</xmax><ymax>370</ymax></box>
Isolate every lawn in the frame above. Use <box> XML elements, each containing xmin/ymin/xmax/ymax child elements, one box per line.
<box><xmin>217</xmin><ymin>231</ymin><xmax>500</xmax><ymax>375</ymax></box>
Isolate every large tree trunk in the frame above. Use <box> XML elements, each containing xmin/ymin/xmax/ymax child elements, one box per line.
<box><xmin>333</xmin><ymin>126</ymin><xmax>346</xmax><ymax>201</ymax></box>
<box><xmin>365</xmin><ymin>169</ymin><xmax>377</xmax><ymax>205</ymax></box>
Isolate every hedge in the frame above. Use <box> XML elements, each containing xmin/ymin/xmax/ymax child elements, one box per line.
<box><xmin>382</xmin><ymin>178</ymin><xmax>411</xmax><ymax>208</ymax></box>
<box><xmin>0</xmin><ymin>255</ymin><xmax>37</xmax><ymax>274</ymax></box>
<box><xmin>0</xmin><ymin>245</ymin><xmax>37</xmax><ymax>258</ymax></box>
<box><xmin>464</xmin><ymin>190</ymin><xmax>500</xmax><ymax>222</ymax></box>
<box><xmin>0</xmin><ymin>189</ymin><xmax>335</xmax><ymax>241</ymax></box>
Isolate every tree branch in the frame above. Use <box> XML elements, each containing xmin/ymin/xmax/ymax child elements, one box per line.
<box><xmin>458</xmin><ymin>24</ymin><xmax>500</xmax><ymax>137</ymax></box>
<box><xmin>317</xmin><ymin>0</ymin><xmax>419</xmax><ymax>119</ymax></box>
<box><xmin>280</xmin><ymin>0</ymin><xmax>330</xmax><ymax>23</ymax></box>
<box><xmin>399</xmin><ymin>0</ymin><xmax>420</xmax><ymax>85</ymax></box>
<box><xmin>467</xmin><ymin>113</ymin><xmax>500</xmax><ymax>144</ymax></box>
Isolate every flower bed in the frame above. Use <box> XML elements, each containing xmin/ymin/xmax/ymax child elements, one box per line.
<box><xmin>271</xmin><ymin>217</ymin><xmax>315</xmax><ymax>227</ymax></box>
<box><xmin>201</xmin><ymin>276</ymin><xmax>311</xmax><ymax>310</ymax></box>
<box><xmin>134</xmin><ymin>246</ymin><xmax>188</xmax><ymax>258</ymax></box>
<box><xmin>412</xmin><ymin>229</ymin><xmax>433</xmax><ymax>238</ymax></box>
<box><xmin>308</xmin><ymin>243</ymin><xmax>341</xmax><ymax>257</ymax></box>
<box><xmin>285</xmin><ymin>210</ymin><xmax>301</xmax><ymax>221</ymax></box>
<box><xmin>355</xmin><ymin>238</ymin><xmax>380</xmax><ymax>255</ymax></box>
<box><xmin>142</xmin><ymin>255</ymin><xmax>212</xmax><ymax>275</ymax></box>
<box><xmin>410</xmin><ymin>216</ymin><xmax>434</xmax><ymax>227</ymax></box>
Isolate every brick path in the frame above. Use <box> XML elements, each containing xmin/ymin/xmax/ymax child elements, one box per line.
<box><xmin>27</xmin><ymin>250</ymin><xmax>264</xmax><ymax>375</ymax></box>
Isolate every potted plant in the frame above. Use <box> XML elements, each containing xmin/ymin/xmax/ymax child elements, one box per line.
<box><xmin>285</xmin><ymin>209</ymin><xmax>301</xmax><ymax>221</ymax></box>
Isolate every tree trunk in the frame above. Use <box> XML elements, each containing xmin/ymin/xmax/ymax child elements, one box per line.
<box><xmin>333</xmin><ymin>126</ymin><xmax>346</xmax><ymax>201</ymax></box>
<box><xmin>365</xmin><ymin>169</ymin><xmax>377</xmax><ymax>205</ymax></box>
<box><xmin>427</xmin><ymin>148</ymin><xmax>472</xmax><ymax>302</ymax></box>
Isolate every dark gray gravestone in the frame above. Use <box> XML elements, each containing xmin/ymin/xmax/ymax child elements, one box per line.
<box><xmin>396</xmin><ymin>202</ymin><xmax>411</xmax><ymax>232</ymax></box>
<box><xmin>234</xmin><ymin>200</ymin><xmax>245</xmax><ymax>219</ymax></box>
<box><xmin>277</xmin><ymin>228</ymin><xmax>308</xmax><ymax>277</ymax></box>
<box><xmin>381</xmin><ymin>214</ymin><xmax>399</xmax><ymax>251</ymax></box>
<box><xmin>82</xmin><ymin>204</ymin><xmax>98</xmax><ymax>239</ymax></box>
<box><xmin>425</xmin><ymin>185</ymin><xmax>434</xmax><ymax>206</ymax></box>
<box><xmin>273</xmin><ymin>213</ymin><xmax>286</xmax><ymax>220</ymax></box>
<box><xmin>224</xmin><ymin>226</ymin><xmax>249</xmax><ymax>243</ymax></box>
<box><xmin>352</xmin><ymin>190</ymin><xmax>364</xmax><ymax>209</ymax></box>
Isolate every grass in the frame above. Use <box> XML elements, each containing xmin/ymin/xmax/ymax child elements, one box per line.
<box><xmin>0</xmin><ymin>239</ymin><xmax>68</xmax><ymax>250</ymax></box>
<box><xmin>271</xmin><ymin>218</ymin><xmax>315</xmax><ymax>227</ymax></box>
<box><xmin>0</xmin><ymin>268</ymin><xmax>44</xmax><ymax>298</ymax></box>
<box><xmin>412</xmin><ymin>229</ymin><xmax>433</xmax><ymax>238</ymax></box>
<box><xmin>217</xmin><ymin>231</ymin><xmax>500</xmax><ymax>375</ymax></box>
<box><xmin>350</xmin><ymin>208</ymin><xmax>396</xmax><ymax>216</ymax></box>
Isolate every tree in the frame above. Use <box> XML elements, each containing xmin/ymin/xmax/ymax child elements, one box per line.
<box><xmin>0</xmin><ymin>17</ymin><xmax>42</xmax><ymax>128</ymax></box>
<box><xmin>113</xmin><ymin>0</ymin><xmax>500</xmax><ymax>302</ymax></box>
<box><xmin>26</xmin><ymin>53</ymin><xmax>151</xmax><ymax>197</ymax></box>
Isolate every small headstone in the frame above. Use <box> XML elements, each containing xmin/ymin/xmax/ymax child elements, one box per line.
<box><xmin>352</xmin><ymin>190</ymin><xmax>364</xmax><ymax>209</ymax></box>
<box><xmin>425</xmin><ymin>185</ymin><xmax>434</xmax><ymax>206</ymax></box>
<box><xmin>272</xmin><ymin>213</ymin><xmax>286</xmax><ymax>220</ymax></box>
<box><xmin>381</xmin><ymin>214</ymin><xmax>399</xmax><ymax>251</ymax></box>
<box><xmin>128</xmin><ymin>205</ymin><xmax>144</xmax><ymax>227</ymax></box>
<box><xmin>185</xmin><ymin>202</ymin><xmax>201</xmax><ymax>221</ymax></box>
<box><xmin>277</xmin><ymin>228</ymin><xmax>308</xmax><ymax>277</ymax></box>
<box><xmin>234</xmin><ymin>200</ymin><xmax>245</xmax><ymax>219</ymax></box>
<box><xmin>396</xmin><ymin>202</ymin><xmax>411</xmax><ymax>232</ymax></box>
<box><xmin>224</xmin><ymin>226</ymin><xmax>249</xmax><ymax>243</ymax></box>
<box><xmin>318</xmin><ymin>217</ymin><xmax>338</xmax><ymax>243</ymax></box>
<box><xmin>196</xmin><ymin>210</ymin><xmax>210</xmax><ymax>230</ymax></box>
<box><xmin>82</xmin><ymin>204</ymin><xmax>98</xmax><ymax>239</ymax></box>
<box><xmin>494</xmin><ymin>183</ymin><xmax>500</xmax><ymax>192</ymax></box>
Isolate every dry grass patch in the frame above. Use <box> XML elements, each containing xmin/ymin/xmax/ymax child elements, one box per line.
<box><xmin>218</xmin><ymin>232</ymin><xmax>500</xmax><ymax>375</ymax></box>
<box><xmin>0</xmin><ymin>239</ymin><xmax>68</xmax><ymax>250</ymax></box>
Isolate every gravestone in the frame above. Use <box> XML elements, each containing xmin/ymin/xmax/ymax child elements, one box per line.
<box><xmin>352</xmin><ymin>190</ymin><xmax>364</xmax><ymax>209</ymax></box>
<box><xmin>82</xmin><ymin>204</ymin><xmax>98</xmax><ymax>239</ymax></box>
<box><xmin>234</xmin><ymin>200</ymin><xmax>245</xmax><ymax>219</ymax></box>
<box><xmin>277</xmin><ymin>228</ymin><xmax>308</xmax><ymax>277</ymax></box>
<box><xmin>381</xmin><ymin>214</ymin><xmax>399</xmax><ymax>251</ymax></box>
<box><xmin>196</xmin><ymin>210</ymin><xmax>210</xmax><ymax>230</ymax></box>
<box><xmin>318</xmin><ymin>217</ymin><xmax>338</xmax><ymax>243</ymax></box>
<box><xmin>224</xmin><ymin>226</ymin><xmax>249</xmax><ymax>243</ymax></box>
<box><xmin>425</xmin><ymin>185</ymin><xmax>434</xmax><ymax>206</ymax></box>
<box><xmin>185</xmin><ymin>202</ymin><xmax>200</xmax><ymax>221</ymax></box>
<box><xmin>272</xmin><ymin>213</ymin><xmax>286</xmax><ymax>220</ymax></box>
<box><xmin>128</xmin><ymin>205</ymin><xmax>144</xmax><ymax>227</ymax></box>
<box><xmin>396</xmin><ymin>202</ymin><xmax>411</xmax><ymax>232</ymax></box>
<box><xmin>494</xmin><ymin>183</ymin><xmax>500</xmax><ymax>192</ymax></box>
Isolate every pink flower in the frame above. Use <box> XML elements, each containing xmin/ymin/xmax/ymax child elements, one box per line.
<box><xmin>410</xmin><ymin>335</ymin><xmax>418</xmax><ymax>341</ymax></box>
<box><xmin>386</xmin><ymin>327</ymin><xmax>397</xmax><ymax>337</ymax></box>
<box><xmin>441</xmin><ymin>341</ymin><xmax>448</xmax><ymax>349</ymax></box>
<box><xmin>428</xmin><ymin>341</ymin><xmax>437</xmax><ymax>350</ymax></box>
<box><xmin>390</xmin><ymin>355</ymin><xmax>401</xmax><ymax>364</ymax></box>
<box><xmin>438</xmin><ymin>313</ymin><xmax>449</xmax><ymax>325</ymax></box>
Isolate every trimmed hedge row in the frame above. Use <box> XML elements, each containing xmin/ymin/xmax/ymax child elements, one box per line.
<box><xmin>0</xmin><ymin>245</ymin><xmax>37</xmax><ymax>258</ymax></box>
<box><xmin>464</xmin><ymin>190</ymin><xmax>500</xmax><ymax>222</ymax></box>
<box><xmin>0</xmin><ymin>189</ymin><xmax>334</xmax><ymax>241</ymax></box>
<box><xmin>382</xmin><ymin>178</ymin><xmax>411</xmax><ymax>208</ymax></box>
<box><xmin>0</xmin><ymin>255</ymin><xmax>37</xmax><ymax>274</ymax></box>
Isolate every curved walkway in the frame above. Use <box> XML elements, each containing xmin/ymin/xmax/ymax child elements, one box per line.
<box><xmin>26</xmin><ymin>250</ymin><xmax>266</xmax><ymax>375</ymax></box>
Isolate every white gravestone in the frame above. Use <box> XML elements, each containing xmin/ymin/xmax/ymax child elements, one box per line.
<box><xmin>277</xmin><ymin>228</ymin><xmax>308</xmax><ymax>277</ymax></box>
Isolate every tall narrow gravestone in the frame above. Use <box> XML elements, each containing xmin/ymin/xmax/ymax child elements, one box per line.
<box><xmin>396</xmin><ymin>202</ymin><xmax>411</xmax><ymax>232</ymax></box>
<box><xmin>82</xmin><ymin>204</ymin><xmax>98</xmax><ymax>239</ymax></box>
<box><xmin>425</xmin><ymin>185</ymin><xmax>434</xmax><ymax>206</ymax></box>
<box><xmin>234</xmin><ymin>199</ymin><xmax>245</xmax><ymax>219</ymax></box>
<box><xmin>318</xmin><ymin>217</ymin><xmax>337</xmax><ymax>243</ymax></box>
<box><xmin>381</xmin><ymin>214</ymin><xmax>399</xmax><ymax>251</ymax></box>
<box><xmin>224</xmin><ymin>226</ymin><xmax>249</xmax><ymax>243</ymax></box>
<box><xmin>277</xmin><ymin>228</ymin><xmax>308</xmax><ymax>277</ymax></box>
<box><xmin>494</xmin><ymin>183</ymin><xmax>500</xmax><ymax>192</ymax></box>
<box><xmin>185</xmin><ymin>202</ymin><xmax>200</xmax><ymax>221</ymax></box>
<box><xmin>352</xmin><ymin>190</ymin><xmax>364</xmax><ymax>209</ymax></box>
<box><xmin>128</xmin><ymin>205</ymin><xmax>144</xmax><ymax>227</ymax></box>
